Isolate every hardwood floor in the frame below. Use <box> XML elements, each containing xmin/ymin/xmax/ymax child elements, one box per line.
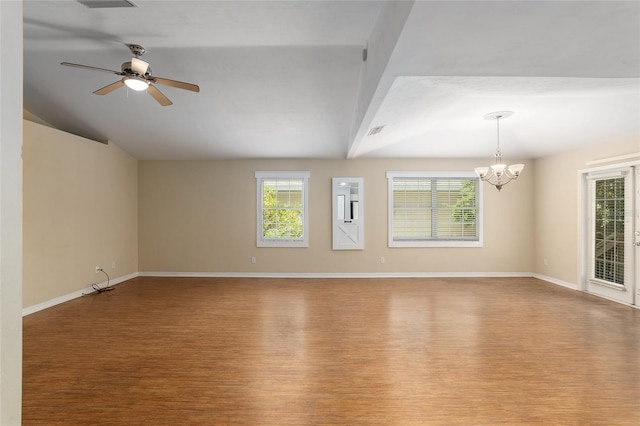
<box><xmin>23</xmin><ymin>277</ymin><xmax>640</xmax><ymax>425</ymax></box>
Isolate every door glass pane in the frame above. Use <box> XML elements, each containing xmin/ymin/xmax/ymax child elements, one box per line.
<box><xmin>594</xmin><ymin>178</ymin><xmax>625</xmax><ymax>285</ymax></box>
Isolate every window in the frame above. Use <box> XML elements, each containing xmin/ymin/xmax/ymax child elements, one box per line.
<box><xmin>386</xmin><ymin>171</ymin><xmax>483</xmax><ymax>247</ymax></box>
<box><xmin>255</xmin><ymin>171</ymin><xmax>309</xmax><ymax>247</ymax></box>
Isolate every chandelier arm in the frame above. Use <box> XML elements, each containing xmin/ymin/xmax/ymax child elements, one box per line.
<box><xmin>504</xmin><ymin>168</ymin><xmax>523</xmax><ymax>180</ymax></box>
<box><xmin>484</xmin><ymin>175</ymin><xmax>498</xmax><ymax>185</ymax></box>
<box><xmin>485</xmin><ymin>174</ymin><xmax>513</xmax><ymax>187</ymax></box>
<box><xmin>504</xmin><ymin>169</ymin><xmax>514</xmax><ymax>179</ymax></box>
<box><xmin>497</xmin><ymin>178</ymin><xmax>514</xmax><ymax>188</ymax></box>
<box><xmin>480</xmin><ymin>169</ymin><xmax>495</xmax><ymax>181</ymax></box>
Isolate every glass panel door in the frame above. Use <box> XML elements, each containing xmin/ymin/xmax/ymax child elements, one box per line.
<box><xmin>586</xmin><ymin>167</ymin><xmax>635</xmax><ymax>304</ymax></box>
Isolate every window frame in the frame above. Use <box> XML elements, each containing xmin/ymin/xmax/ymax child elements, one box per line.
<box><xmin>255</xmin><ymin>171</ymin><xmax>310</xmax><ymax>248</ymax></box>
<box><xmin>386</xmin><ymin>171</ymin><xmax>483</xmax><ymax>248</ymax></box>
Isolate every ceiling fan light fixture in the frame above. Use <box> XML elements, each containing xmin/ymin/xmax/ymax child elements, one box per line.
<box><xmin>123</xmin><ymin>77</ymin><xmax>149</xmax><ymax>91</ymax></box>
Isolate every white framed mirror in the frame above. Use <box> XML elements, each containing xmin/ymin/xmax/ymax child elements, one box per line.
<box><xmin>332</xmin><ymin>177</ymin><xmax>364</xmax><ymax>250</ymax></box>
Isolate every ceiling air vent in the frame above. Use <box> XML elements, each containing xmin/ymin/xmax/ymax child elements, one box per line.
<box><xmin>368</xmin><ymin>125</ymin><xmax>385</xmax><ymax>136</ymax></box>
<box><xmin>78</xmin><ymin>0</ymin><xmax>137</xmax><ymax>8</ymax></box>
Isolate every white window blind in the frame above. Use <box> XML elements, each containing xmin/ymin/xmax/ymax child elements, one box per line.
<box><xmin>587</xmin><ymin>171</ymin><xmax>629</xmax><ymax>287</ymax></box>
<box><xmin>387</xmin><ymin>172</ymin><xmax>482</xmax><ymax>248</ymax></box>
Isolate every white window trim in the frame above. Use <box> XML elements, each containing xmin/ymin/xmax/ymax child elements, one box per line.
<box><xmin>255</xmin><ymin>171</ymin><xmax>310</xmax><ymax>248</ymax></box>
<box><xmin>386</xmin><ymin>171</ymin><xmax>484</xmax><ymax>248</ymax></box>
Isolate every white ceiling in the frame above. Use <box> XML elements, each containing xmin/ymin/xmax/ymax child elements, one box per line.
<box><xmin>23</xmin><ymin>0</ymin><xmax>640</xmax><ymax>161</ymax></box>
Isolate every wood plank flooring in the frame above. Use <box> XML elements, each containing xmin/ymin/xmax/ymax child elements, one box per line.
<box><xmin>23</xmin><ymin>277</ymin><xmax>640</xmax><ymax>425</ymax></box>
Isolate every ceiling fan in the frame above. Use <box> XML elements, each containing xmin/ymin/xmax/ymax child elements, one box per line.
<box><xmin>61</xmin><ymin>44</ymin><xmax>199</xmax><ymax>106</ymax></box>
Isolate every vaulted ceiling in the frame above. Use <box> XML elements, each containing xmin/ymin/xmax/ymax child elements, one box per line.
<box><xmin>23</xmin><ymin>0</ymin><xmax>640</xmax><ymax>160</ymax></box>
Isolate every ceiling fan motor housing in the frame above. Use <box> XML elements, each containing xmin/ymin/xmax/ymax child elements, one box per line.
<box><xmin>121</xmin><ymin>61</ymin><xmax>151</xmax><ymax>77</ymax></box>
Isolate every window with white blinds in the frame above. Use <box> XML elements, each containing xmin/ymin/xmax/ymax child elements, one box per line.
<box><xmin>255</xmin><ymin>171</ymin><xmax>309</xmax><ymax>247</ymax></box>
<box><xmin>386</xmin><ymin>172</ymin><xmax>483</xmax><ymax>247</ymax></box>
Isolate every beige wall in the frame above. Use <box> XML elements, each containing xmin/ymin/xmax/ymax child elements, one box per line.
<box><xmin>533</xmin><ymin>137</ymin><xmax>640</xmax><ymax>285</ymax></box>
<box><xmin>26</xmin><ymin>116</ymin><xmax>637</xmax><ymax>305</ymax></box>
<box><xmin>23</xmin><ymin>121</ymin><xmax>138</xmax><ymax>307</ymax></box>
<box><xmin>139</xmin><ymin>158</ymin><xmax>534</xmax><ymax>274</ymax></box>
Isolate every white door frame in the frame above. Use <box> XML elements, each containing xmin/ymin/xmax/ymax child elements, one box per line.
<box><xmin>578</xmin><ymin>160</ymin><xmax>639</xmax><ymax>306</ymax></box>
<box><xmin>635</xmin><ymin>168</ymin><xmax>640</xmax><ymax>305</ymax></box>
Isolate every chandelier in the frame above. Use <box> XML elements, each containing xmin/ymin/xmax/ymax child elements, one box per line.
<box><xmin>474</xmin><ymin>111</ymin><xmax>524</xmax><ymax>191</ymax></box>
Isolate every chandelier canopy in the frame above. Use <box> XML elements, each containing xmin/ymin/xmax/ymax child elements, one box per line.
<box><xmin>474</xmin><ymin>111</ymin><xmax>524</xmax><ymax>191</ymax></box>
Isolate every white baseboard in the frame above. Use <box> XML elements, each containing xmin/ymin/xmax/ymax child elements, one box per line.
<box><xmin>139</xmin><ymin>271</ymin><xmax>534</xmax><ymax>279</ymax></box>
<box><xmin>24</xmin><ymin>271</ymin><xmax>586</xmax><ymax>316</ymax></box>
<box><xmin>22</xmin><ymin>272</ymin><xmax>139</xmax><ymax>316</ymax></box>
<box><xmin>532</xmin><ymin>273</ymin><xmax>579</xmax><ymax>290</ymax></box>
<box><xmin>517</xmin><ymin>274</ymin><xmax>639</xmax><ymax>309</ymax></box>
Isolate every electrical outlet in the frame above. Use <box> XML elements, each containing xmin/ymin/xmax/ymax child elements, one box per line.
<box><xmin>380</xmin><ymin>257</ymin><xmax>385</xmax><ymax>264</ymax></box>
<box><xmin>251</xmin><ymin>257</ymin><xmax>256</xmax><ymax>264</ymax></box>
<box><xmin>95</xmin><ymin>266</ymin><xmax>103</xmax><ymax>273</ymax></box>
<box><xmin>112</xmin><ymin>261</ymin><xmax>116</xmax><ymax>269</ymax></box>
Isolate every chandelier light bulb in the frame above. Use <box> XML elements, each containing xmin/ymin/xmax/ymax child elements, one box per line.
<box><xmin>490</xmin><ymin>163</ymin><xmax>507</xmax><ymax>176</ymax></box>
<box><xmin>474</xmin><ymin>167</ymin><xmax>489</xmax><ymax>179</ymax></box>
<box><xmin>508</xmin><ymin>164</ymin><xmax>525</xmax><ymax>176</ymax></box>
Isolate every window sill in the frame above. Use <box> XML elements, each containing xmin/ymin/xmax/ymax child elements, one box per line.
<box><xmin>258</xmin><ymin>240</ymin><xmax>308</xmax><ymax>248</ymax></box>
<box><xmin>389</xmin><ymin>240</ymin><xmax>483</xmax><ymax>248</ymax></box>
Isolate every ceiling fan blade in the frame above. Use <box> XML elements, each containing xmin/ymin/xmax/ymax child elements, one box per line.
<box><xmin>93</xmin><ymin>80</ymin><xmax>125</xmax><ymax>95</ymax></box>
<box><xmin>131</xmin><ymin>57</ymin><xmax>149</xmax><ymax>75</ymax></box>
<box><xmin>61</xmin><ymin>62</ymin><xmax>122</xmax><ymax>75</ymax></box>
<box><xmin>153</xmin><ymin>77</ymin><xmax>200</xmax><ymax>93</ymax></box>
<box><xmin>147</xmin><ymin>84</ymin><xmax>173</xmax><ymax>106</ymax></box>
